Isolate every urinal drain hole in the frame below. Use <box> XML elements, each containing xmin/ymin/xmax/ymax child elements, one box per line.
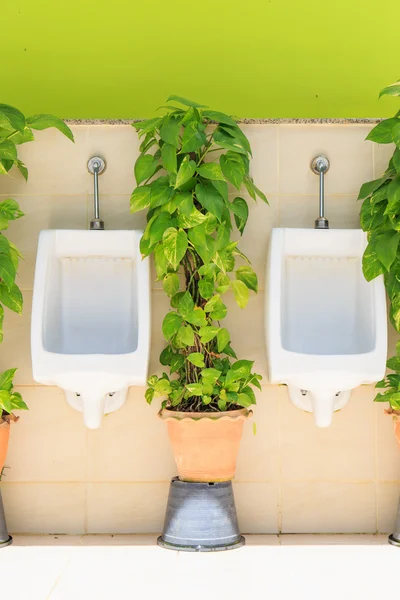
<box><xmin>75</xmin><ymin>393</ymin><xmax>81</xmax><ymax>397</ymax></box>
<box><xmin>301</xmin><ymin>390</ymin><xmax>307</xmax><ymax>396</ymax></box>
<box><xmin>108</xmin><ymin>392</ymin><xmax>115</xmax><ymax>397</ymax></box>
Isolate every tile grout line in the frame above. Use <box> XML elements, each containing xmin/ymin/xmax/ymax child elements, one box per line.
<box><xmin>374</xmin><ymin>405</ymin><xmax>379</xmax><ymax>533</ymax></box>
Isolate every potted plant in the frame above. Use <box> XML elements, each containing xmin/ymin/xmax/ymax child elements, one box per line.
<box><xmin>131</xmin><ymin>96</ymin><xmax>267</xmax><ymax>482</ymax></box>
<box><xmin>358</xmin><ymin>79</ymin><xmax>400</xmax><ymax>447</ymax></box>
<box><xmin>0</xmin><ymin>104</ymin><xmax>74</xmax><ymax>474</ymax></box>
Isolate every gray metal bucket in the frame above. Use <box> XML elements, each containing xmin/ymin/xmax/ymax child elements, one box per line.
<box><xmin>0</xmin><ymin>488</ymin><xmax>12</xmax><ymax>548</ymax></box>
<box><xmin>389</xmin><ymin>493</ymin><xmax>400</xmax><ymax>547</ymax></box>
<box><xmin>158</xmin><ymin>477</ymin><xmax>244</xmax><ymax>552</ymax></box>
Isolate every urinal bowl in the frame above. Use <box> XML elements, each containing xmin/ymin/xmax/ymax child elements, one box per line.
<box><xmin>31</xmin><ymin>230</ymin><xmax>151</xmax><ymax>429</ymax></box>
<box><xmin>266</xmin><ymin>228</ymin><xmax>387</xmax><ymax>428</ymax></box>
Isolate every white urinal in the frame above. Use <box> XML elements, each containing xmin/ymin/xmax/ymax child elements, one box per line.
<box><xmin>266</xmin><ymin>228</ymin><xmax>387</xmax><ymax>427</ymax></box>
<box><xmin>31</xmin><ymin>230</ymin><xmax>150</xmax><ymax>429</ymax></box>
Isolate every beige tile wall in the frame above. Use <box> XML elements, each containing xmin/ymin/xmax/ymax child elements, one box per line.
<box><xmin>0</xmin><ymin>124</ymin><xmax>399</xmax><ymax>535</ymax></box>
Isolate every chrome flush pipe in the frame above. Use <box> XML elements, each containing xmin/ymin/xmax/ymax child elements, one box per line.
<box><xmin>87</xmin><ymin>156</ymin><xmax>106</xmax><ymax>230</ymax></box>
<box><xmin>311</xmin><ymin>155</ymin><xmax>330</xmax><ymax>229</ymax></box>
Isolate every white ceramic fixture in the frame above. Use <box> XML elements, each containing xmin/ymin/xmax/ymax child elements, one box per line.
<box><xmin>266</xmin><ymin>228</ymin><xmax>387</xmax><ymax>427</ymax></box>
<box><xmin>31</xmin><ymin>230</ymin><xmax>150</xmax><ymax>429</ymax></box>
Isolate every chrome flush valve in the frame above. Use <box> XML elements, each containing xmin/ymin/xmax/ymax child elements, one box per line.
<box><xmin>87</xmin><ymin>156</ymin><xmax>106</xmax><ymax>230</ymax></box>
<box><xmin>311</xmin><ymin>155</ymin><xmax>330</xmax><ymax>229</ymax></box>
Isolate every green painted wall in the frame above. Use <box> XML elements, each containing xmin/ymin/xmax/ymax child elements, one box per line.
<box><xmin>2</xmin><ymin>0</ymin><xmax>400</xmax><ymax>118</ymax></box>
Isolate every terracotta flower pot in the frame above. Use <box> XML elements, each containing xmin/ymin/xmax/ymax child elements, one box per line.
<box><xmin>0</xmin><ymin>420</ymin><xmax>10</xmax><ymax>475</ymax></box>
<box><xmin>159</xmin><ymin>408</ymin><xmax>251</xmax><ymax>482</ymax></box>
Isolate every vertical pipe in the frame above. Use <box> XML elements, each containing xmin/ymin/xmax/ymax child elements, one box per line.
<box><xmin>319</xmin><ymin>169</ymin><xmax>324</xmax><ymax>218</ymax></box>
<box><xmin>93</xmin><ymin>163</ymin><xmax>100</xmax><ymax>219</ymax></box>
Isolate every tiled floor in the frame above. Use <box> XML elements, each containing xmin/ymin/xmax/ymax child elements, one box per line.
<box><xmin>0</xmin><ymin>535</ymin><xmax>397</xmax><ymax>600</ymax></box>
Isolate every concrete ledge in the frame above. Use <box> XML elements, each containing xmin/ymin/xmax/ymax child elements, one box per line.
<box><xmin>1</xmin><ymin>535</ymin><xmax>397</xmax><ymax>599</ymax></box>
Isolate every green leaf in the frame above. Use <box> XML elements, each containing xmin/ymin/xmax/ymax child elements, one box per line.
<box><xmin>0</xmin><ymin>199</ymin><xmax>24</xmax><ymax>226</ymax></box>
<box><xmin>230</xmin><ymin>197</ymin><xmax>249</xmax><ymax>234</ymax></box>
<box><xmin>178</xmin><ymin>291</ymin><xmax>195</xmax><ymax>319</ymax></box>
<box><xmin>379</xmin><ymin>81</ymin><xmax>400</xmax><ymax>98</ymax></box>
<box><xmin>198</xmin><ymin>279</ymin><xmax>214</xmax><ymax>300</ymax></box>
<box><xmin>163</xmin><ymin>273</ymin><xmax>180</xmax><ymax>297</ymax></box>
<box><xmin>217</xmin><ymin>398</ymin><xmax>227</xmax><ymax>411</ymax></box>
<box><xmin>162</xmin><ymin>228</ymin><xmax>188</xmax><ymax>269</ymax></box>
<box><xmin>16</xmin><ymin>160</ymin><xmax>28</xmax><ymax>181</ymax></box>
<box><xmin>217</xmin><ymin>328</ymin><xmax>230</xmax><ymax>352</ymax></box>
<box><xmin>199</xmin><ymin>326</ymin><xmax>219</xmax><ymax>343</ymax></box>
<box><xmin>374</xmin><ymin>231</ymin><xmax>400</xmax><ymax>271</ymax></box>
<box><xmin>0</xmin><ymin>254</ymin><xmax>16</xmax><ymax>290</ymax></box>
<box><xmin>236</xmin><ymin>266</ymin><xmax>258</xmax><ymax>292</ymax></box>
<box><xmin>132</xmin><ymin>117</ymin><xmax>162</xmax><ymax>136</ymax></box>
<box><xmin>196</xmin><ymin>182</ymin><xmax>224</xmax><ymax>221</ymax></box>
<box><xmin>0</xmin><ymin>105</ymin><xmax>25</xmax><ymax>133</ymax></box>
<box><xmin>154</xmin><ymin>243</ymin><xmax>169</xmax><ymax>278</ymax></box>
<box><xmin>0</xmin><ymin>368</ymin><xmax>17</xmax><ymax>391</ymax></box>
<box><xmin>237</xmin><ymin>393</ymin><xmax>253</xmax><ymax>408</ymax></box>
<box><xmin>186</xmin><ymin>383</ymin><xmax>203</xmax><ymax>396</ymax></box>
<box><xmin>0</xmin><ymin>140</ymin><xmax>17</xmax><ymax>161</ymax></box>
<box><xmin>154</xmin><ymin>378</ymin><xmax>172</xmax><ymax>395</ymax></box>
<box><xmin>175</xmin><ymin>156</ymin><xmax>197</xmax><ymax>189</ymax></box>
<box><xmin>201</xmin><ymin>368</ymin><xmax>222</xmax><ymax>384</ymax></box>
<box><xmin>393</xmin><ymin>149</ymin><xmax>400</xmax><ymax>174</ymax></box>
<box><xmin>0</xmin><ymin>282</ymin><xmax>22</xmax><ymax>314</ymax></box>
<box><xmin>145</xmin><ymin>387</ymin><xmax>155</xmax><ymax>404</ymax></box>
<box><xmin>215</xmin><ymin>273</ymin><xmax>231</xmax><ymax>294</ymax></box>
<box><xmin>187</xmin><ymin>352</ymin><xmax>205</xmax><ymax>368</ymax></box>
<box><xmin>167</xmin><ymin>96</ymin><xmax>207</xmax><ymax>109</ymax></box>
<box><xmin>231</xmin><ymin>279</ymin><xmax>249</xmax><ymax>308</ymax></box>
<box><xmin>362</xmin><ymin>242</ymin><xmax>385</xmax><ymax>282</ymax></box>
<box><xmin>177</xmin><ymin>204</ymin><xmax>207</xmax><ymax>229</ymax></box>
<box><xmin>0</xmin><ymin>390</ymin><xmax>12</xmax><ymax>413</ymax></box>
<box><xmin>185</xmin><ymin>308</ymin><xmax>207</xmax><ymax>327</ymax></box>
<box><xmin>160</xmin><ymin>345</ymin><xmax>174</xmax><ymax>365</ymax></box>
<box><xmin>170</xmin><ymin>354</ymin><xmax>185</xmax><ymax>373</ymax></box>
<box><xmin>366</xmin><ymin>118</ymin><xmax>399</xmax><ymax>144</ymax></box>
<box><xmin>149</xmin><ymin>212</ymin><xmax>175</xmax><ymax>244</ymax></box>
<box><xmin>181</xmin><ymin>121</ymin><xmax>207</xmax><ymax>153</ymax></box>
<box><xmin>162</xmin><ymin>312</ymin><xmax>183</xmax><ymax>340</ymax></box>
<box><xmin>149</xmin><ymin>177</ymin><xmax>175</xmax><ymax>209</ymax></box>
<box><xmin>387</xmin><ymin>356</ymin><xmax>400</xmax><ymax>371</ymax></box>
<box><xmin>177</xmin><ymin>325</ymin><xmax>195</xmax><ymax>347</ymax></box>
<box><xmin>385</xmin><ymin>177</ymin><xmax>400</xmax><ymax>214</ymax></box>
<box><xmin>232</xmin><ymin>359</ymin><xmax>254</xmax><ymax>378</ymax></box>
<box><xmin>358</xmin><ymin>176</ymin><xmax>388</xmax><ymax>201</ymax></box>
<box><xmin>210</xmin><ymin>179</ymin><xmax>228</xmax><ymax>202</ymax></box>
<box><xmin>392</xmin><ymin>122</ymin><xmax>400</xmax><ymax>148</ymax></box>
<box><xmin>220</xmin><ymin>152</ymin><xmax>245</xmax><ymax>189</ymax></box>
<box><xmin>203</xmin><ymin>110</ymin><xmax>237</xmax><ymax>127</ymax></box>
<box><xmin>131</xmin><ymin>185</ymin><xmax>152</xmax><ymax>214</ymax></box>
<box><xmin>159</xmin><ymin>115</ymin><xmax>181</xmax><ymax>148</ymax></box>
<box><xmin>220</xmin><ymin>125</ymin><xmax>252</xmax><ymax>156</ymax></box>
<box><xmin>26</xmin><ymin>114</ymin><xmax>74</xmax><ymax>142</ymax></box>
<box><xmin>213</xmin><ymin>129</ymin><xmax>247</xmax><ymax>155</ymax></box>
<box><xmin>10</xmin><ymin>391</ymin><xmax>28</xmax><ymax>411</ymax></box>
<box><xmin>161</xmin><ymin>144</ymin><xmax>177</xmax><ymax>173</ymax></box>
<box><xmin>197</xmin><ymin>163</ymin><xmax>225</xmax><ymax>181</ymax></box>
<box><xmin>134</xmin><ymin>154</ymin><xmax>158</xmax><ymax>185</ymax></box>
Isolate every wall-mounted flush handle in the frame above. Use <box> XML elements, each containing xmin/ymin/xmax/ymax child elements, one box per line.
<box><xmin>310</xmin><ymin>155</ymin><xmax>330</xmax><ymax>229</ymax></box>
<box><xmin>87</xmin><ymin>156</ymin><xmax>106</xmax><ymax>230</ymax></box>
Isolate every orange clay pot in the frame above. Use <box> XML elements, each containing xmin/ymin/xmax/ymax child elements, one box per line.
<box><xmin>0</xmin><ymin>420</ymin><xmax>10</xmax><ymax>474</ymax></box>
<box><xmin>159</xmin><ymin>408</ymin><xmax>251</xmax><ymax>482</ymax></box>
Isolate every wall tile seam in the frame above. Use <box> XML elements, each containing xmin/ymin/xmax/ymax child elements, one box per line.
<box><xmin>3</xmin><ymin>479</ymin><xmax>396</xmax><ymax>485</ymax></box>
<box><xmin>64</xmin><ymin>120</ymin><xmax>382</xmax><ymax>126</ymax></box>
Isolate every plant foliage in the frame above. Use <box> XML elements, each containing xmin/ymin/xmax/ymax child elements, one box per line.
<box><xmin>359</xmin><ymin>80</ymin><xmax>400</xmax><ymax>410</ymax></box>
<box><xmin>131</xmin><ymin>96</ymin><xmax>267</xmax><ymax>412</ymax></box>
<box><xmin>0</xmin><ymin>104</ymin><xmax>74</xmax><ymax>418</ymax></box>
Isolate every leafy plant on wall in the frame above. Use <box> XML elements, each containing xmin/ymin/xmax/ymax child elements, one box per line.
<box><xmin>131</xmin><ymin>96</ymin><xmax>267</xmax><ymax>412</ymax></box>
<box><xmin>358</xmin><ymin>79</ymin><xmax>400</xmax><ymax>413</ymax></box>
<box><xmin>0</xmin><ymin>105</ymin><xmax>74</xmax><ymax>421</ymax></box>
